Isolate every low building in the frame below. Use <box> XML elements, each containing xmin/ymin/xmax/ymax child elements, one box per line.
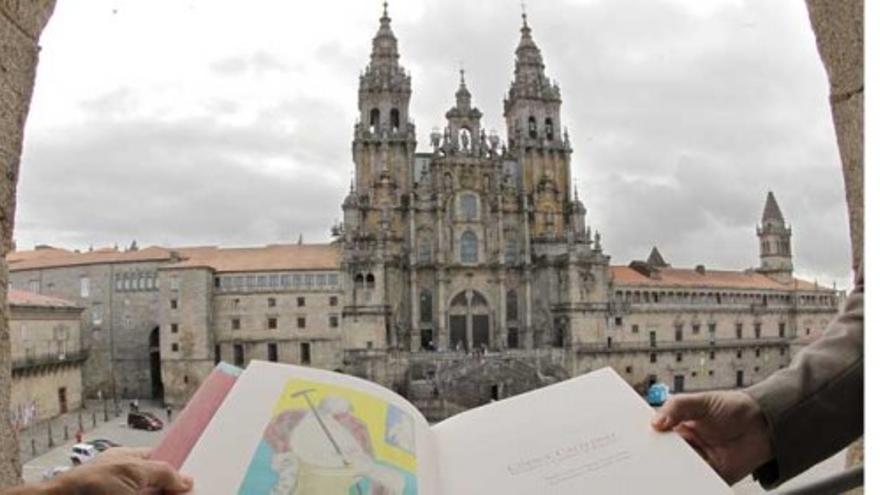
<box><xmin>8</xmin><ymin>290</ymin><xmax>85</xmax><ymax>426</ymax></box>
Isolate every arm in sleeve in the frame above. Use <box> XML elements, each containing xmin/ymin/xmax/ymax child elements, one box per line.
<box><xmin>745</xmin><ymin>269</ymin><xmax>863</xmax><ymax>488</ymax></box>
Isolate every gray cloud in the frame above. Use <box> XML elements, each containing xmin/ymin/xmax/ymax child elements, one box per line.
<box><xmin>16</xmin><ymin>0</ymin><xmax>852</xmax><ymax>288</ymax></box>
<box><xmin>209</xmin><ymin>51</ymin><xmax>293</xmax><ymax>77</ymax></box>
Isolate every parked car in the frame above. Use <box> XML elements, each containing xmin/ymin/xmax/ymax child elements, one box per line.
<box><xmin>128</xmin><ymin>411</ymin><xmax>163</xmax><ymax>431</ymax></box>
<box><xmin>647</xmin><ymin>382</ymin><xmax>670</xmax><ymax>407</ymax></box>
<box><xmin>42</xmin><ymin>465</ymin><xmax>70</xmax><ymax>480</ymax></box>
<box><xmin>70</xmin><ymin>443</ymin><xmax>98</xmax><ymax>465</ymax></box>
<box><xmin>88</xmin><ymin>438</ymin><xmax>121</xmax><ymax>452</ymax></box>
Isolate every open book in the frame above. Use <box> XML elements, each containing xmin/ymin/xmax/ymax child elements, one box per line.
<box><xmin>156</xmin><ymin>361</ymin><xmax>730</xmax><ymax>494</ymax></box>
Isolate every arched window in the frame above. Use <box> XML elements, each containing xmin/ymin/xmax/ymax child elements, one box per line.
<box><xmin>365</xmin><ymin>273</ymin><xmax>376</xmax><ymax>289</ymax></box>
<box><xmin>418</xmin><ymin>235</ymin><xmax>432</xmax><ymax>263</ymax></box>
<box><xmin>528</xmin><ymin>116</ymin><xmax>538</xmax><ymax>139</ymax></box>
<box><xmin>420</xmin><ymin>290</ymin><xmax>432</xmax><ymax>323</ymax></box>
<box><xmin>390</xmin><ymin>108</ymin><xmax>400</xmax><ymax>131</ymax></box>
<box><xmin>369</xmin><ymin>108</ymin><xmax>380</xmax><ymax>132</ymax></box>
<box><xmin>459</xmin><ymin>193</ymin><xmax>479</xmax><ymax>220</ymax></box>
<box><xmin>506</xmin><ymin>290</ymin><xmax>518</xmax><ymax>322</ymax></box>
<box><xmin>460</xmin><ymin>231</ymin><xmax>478</xmax><ymax>263</ymax></box>
<box><xmin>545</xmin><ymin>118</ymin><xmax>554</xmax><ymax>140</ymax></box>
<box><xmin>354</xmin><ymin>273</ymin><xmax>365</xmax><ymax>289</ymax></box>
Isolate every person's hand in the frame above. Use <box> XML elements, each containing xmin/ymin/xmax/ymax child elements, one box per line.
<box><xmin>651</xmin><ymin>391</ymin><xmax>773</xmax><ymax>485</ymax></box>
<box><xmin>44</xmin><ymin>447</ymin><xmax>193</xmax><ymax>495</ymax></box>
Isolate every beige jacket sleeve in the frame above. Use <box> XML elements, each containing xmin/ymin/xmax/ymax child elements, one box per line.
<box><xmin>745</xmin><ymin>269</ymin><xmax>863</xmax><ymax>488</ymax></box>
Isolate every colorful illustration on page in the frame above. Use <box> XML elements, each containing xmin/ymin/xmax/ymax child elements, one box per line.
<box><xmin>238</xmin><ymin>379</ymin><xmax>418</xmax><ymax>495</ymax></box>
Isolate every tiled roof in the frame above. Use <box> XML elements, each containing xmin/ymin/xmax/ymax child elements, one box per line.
<box><xmin>8</xmin><ymin>246</ymin><xmax>177</xmax><ymax>271</ymax></box>
<box><xmin>163</xmin><ymin>243</ymin><xmax>341</xmax><ymax>273</ymax></box>
<box><xmin>7</xmin><ymin>289</ymin><xmax>80</xmax><ymax>309</ymax></box>
<box><xmin>610</xmin><ymin>265</ymin><xmax>833</xmax><ymax>292</ymax></box>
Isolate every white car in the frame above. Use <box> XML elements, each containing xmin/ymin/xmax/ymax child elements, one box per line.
<box><xmin>70</xmin><ymin>443</ymin><xmax>97</xmax><ymax>465</ymax></box>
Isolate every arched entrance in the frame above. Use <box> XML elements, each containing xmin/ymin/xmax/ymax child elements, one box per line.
<box><xmin>448</xmin><ymin>290</ymin><xmax>492</xmax><ymax>352</ymax></box>
<box><xmin>149</xmin><ymin>327</ymin><xmax>164</xmax><ymax>399</ymax></box>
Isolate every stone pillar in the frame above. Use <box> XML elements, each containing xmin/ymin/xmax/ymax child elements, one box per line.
<box><xmin>805</xmin><ymin>0</ymin><xmax>863</xmax><ymax>274</ymax></box>
<box><xmin>0</xmin><ymin>0</ymin><xmax>57</xmax><ymax>487</ymax></box>
<box><xmin>804</xmin><ymin>0</ymin><xmax>863</xmax><ymax>490</ymax></box>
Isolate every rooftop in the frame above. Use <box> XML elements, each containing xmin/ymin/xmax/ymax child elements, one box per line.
<box><xmin>7</xmin><ymin>289</ymin><xmax>80</xmax><ymax>309</ymax></box>
<box><xmin>162</xmin><ymin>243</ymin><xmax>341</xmax><ymax>273</ymax></box>
<box><xmin>610</xmin><ymin>265</ymin><xmax>834</xmax><ymax>292</ymax></box>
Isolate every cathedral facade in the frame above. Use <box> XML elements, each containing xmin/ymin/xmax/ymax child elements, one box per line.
<box><xmin>7</xmin><ymin>7</ymin><xmax>843</xmax><ymax>418</ymax></box>
<box><xmin>340</xmin><ymin>7</ymin><xmax>608</xmax><ymax>359</ymax></box>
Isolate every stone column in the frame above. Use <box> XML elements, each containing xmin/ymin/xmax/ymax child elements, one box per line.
<box><xmin>0</xmin><ymin>0</ymin><xmax>57</xmax><ymax>487</ymax></box>
<box><xmin>804</xmin><ymin>0</ymin><xmax>863</xmax><ymax>489</ymax></box>
<box><xmin>805</xmin><ymin>0</ymin><xmax>863</xmax><ymax>274</ymax></box>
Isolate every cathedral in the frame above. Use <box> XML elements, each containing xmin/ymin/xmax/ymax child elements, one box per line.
<box><xmin>340</xmin><ymin>5</ymin><xmax>607</xmax><ymax>357</ymax></box>
<box><xmin>7</xmin><ymin>5</ymin><xmax>842</xmax><ymax>420</ymax></box>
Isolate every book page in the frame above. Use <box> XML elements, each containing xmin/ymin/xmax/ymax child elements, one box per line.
<box><xmin>432</xmin><ymin>367</ymin><xmax>731</xmax><ymax>494</ymax></box>
<box><xmin>182</xmin><ymin>361</ymin><xmax>439</xmax><ymax>495</ymax></box>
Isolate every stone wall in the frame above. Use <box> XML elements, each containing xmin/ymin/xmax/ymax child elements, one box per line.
<box><xmin>10</xmin><ymin>260</ymin><xmax>166</xmax><ymax>399</ymax></box>
<box><xmin>0</xmin><ymin>0</ymin><xmax>57</xmax><ymax>486</ymax></box>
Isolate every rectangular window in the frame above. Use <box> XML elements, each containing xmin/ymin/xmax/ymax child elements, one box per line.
<box><xmin>171</xmin><ymin>323</ymin><xmax>179</xmax><ymax>334</ymax></box>
<box><xmin>675</xmin><ymin>325</ymin><xmax>683</xmax><ymax>342</ymax></box>
<box><xmin>614</xmin><ymin>317</ymin><xmax>623</xmax><ymax>327</ymax></box>
<box><xmin>330</xmin><ymin>296</ymin><xmax>338</xmax><ymax>307</ymax></box>
<box><xmin>29</xmin><ymin>280</ymin><xmax>40</xmax><ymax>293</ymax></box>
<box><xmin>755</xmin><ymin>348</ymin><xmax>761</xmax><ymax>358</ymax></box>
<box><xmin>736</xmin><ymin>323</ymin><xmax>743</xmax><ymax>339</ymax></box>
<box><xmin>232</xmin><ymin>318</ymin><xmax>240</xmax><ymax>331</ymax></box>
<box><xmin>316</xmin><ymin>274</ymin><xmax>327</xmax><ymax>287</ymax></box>
<box><xmin>297</xmin><ymin>317</ymin><xmax>306</xmax><ymax>329</ymax></box>
<box><xmin>281</xmin><ymin>274</ymin><xmax>292</xmax><ymax>287</ymax></box>
<box><xmin>709</xmin><ymin>350</ymin><xmax>715</xmax><ymax>360</ymax></box>
<box><xmin>692</xmin><ymin>324</ymin><xmax>700</xmax><ymax>334</ymax></box>
<box><xmin>268</xmin><ymin>318</ymin><xmax>278</xmax><ymax>330</ymax></box>
<box><xmin>80</xmin><ymin>276</ymin><xmax>90</xmax><ymax>298</ymax></box>
<box><xmin>754</xmin><ymin>323</ymin><xmax>762</xmax><ymax>339</ymax></box>
<box><xmin>170</xmin><ymin>277</ymin><xmax>180</xmax><ymax>291</ymax></box>
<box><xmin>328</xmin><ymin>273</ymin><xmax>339</xmax><ymax>287</ymax></box>
<box><xmin>214</xmin><ymin>345</ymin><xmax>221</xmax><ymax>365</ymax></box>
<box><xmin>650</xmin><ymin>353</ymin><xmax>657</xmax><ymax>363</ymax></box>
<box><xmin>736</xmin><ymin>370</ymin><xmax>744</xmax><ymax>387</ymax></box>
<box><xmin>297</xmin><ymin>297</ymin><xmax>306</xmax><ymax>307</ymax></box>
<box><xmin>673</xmin><ymin>375</ymin><xmax>685</xmax><ymax>393</ymax></box>
<box><xmin>737</xmin><ymin>350</ymin><xmax>743</xmax><ymax>359</ymax></box>
<box><xmin>329</xmin><ymin>316</ymin><xmax>339</xmax><ymax>328</ymax></box>
<box><xmin>631</xmin><ymin>324</ymin><xmax>639</xmax><ymax>334</ymax></box>
<box><xmin>234</xmin><ymin>344</ymin><xmax>244</xmax><ymax>367</ymax></box>
<box><xmin>170</xmin><ymin>299</ymin><xmax>178</xmax><ymax>310</ymax></box>
<box><xmin>304</xmin><ymin>275</ymin><xmax>314</xmax><ymax>288</ymax></box>
<box><xmin>268</xmin><ymin>297</ymin><xmax>276</xmax><ymax>308</ymax></box>
<box><xmin>778</xmin><ymin>322</ymin><xmax>786</xmax><ymax>338</ymax></box>
<box><xmin>300</xmin><ymin>342</ymin><xmax>311</xmax><ymax>365</ymax></box>
<box><xmin>267</xmin><ymin>343</ymin><xmax>278</xmax><ymax>362</ymax></box>
<box><xmin>676</xmin><ymin>353</ymin><xmax>683</xmax><ymax>363</ymax></box>
<box><xmin>171</xmin><ymin>343</ymin><xmax>179</xmax><ymax>352</ymax></box>
<box><xmin>649</xmin><ymin>331</ymin><xmax>657</xmax><ymax>348</ymax></box>
<box><xmin>269</xmin><ymin>275</ymin><xmax>279</xmax><ymax>288</ymax></box>
<box><xmin>708</xmin><ymin>323</ymin><xmax>717</xmax><ymax>337</ymax></box>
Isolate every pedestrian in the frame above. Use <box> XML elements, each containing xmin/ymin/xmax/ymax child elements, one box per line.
<box><xmin>75</xmin><ymin>429</ymin><xmax>83</xmax><ymax>444</ymax></box>
<box><xmin>166</xmin><ymin>406</ymin><xmax>172</xmax><ymax>422</ymax></box>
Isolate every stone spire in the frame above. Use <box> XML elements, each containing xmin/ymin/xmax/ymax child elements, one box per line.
<box><xmin>647</xmin><ymin>246</ymin><xmax>669</xmax><ymax>268</ymax></box>
<box><xmin>761</xmin><ymin>191</ymin><xmax>785</xmax><ymax>224</ymax></box>
<box><xmin>369</xmin><ymin>1</ymin><xmax>399</xmax><ymax>69</ymax></box>
<box><xmin>455</xmin><ymin>68</ymin><xmax>472</xmax><ymax>109</ymax></box>
<box><xmin>507</xmin><ymin>7</ymin><xmax>559</xmax><ymax>104</ymax></box>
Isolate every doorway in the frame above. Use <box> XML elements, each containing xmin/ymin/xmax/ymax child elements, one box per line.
<box><xmin>448</xmin><ymin>290</ymin><xmax>493</xmax><ymax>352</ymax></box>
<box><xmin>149</xmin><ymin>327</ymin><xmax>164</xmax><ymax>399</ymax></box>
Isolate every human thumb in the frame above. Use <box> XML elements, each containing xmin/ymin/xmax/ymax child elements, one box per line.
<box><xmin>651</xmin><ymin>394</ymin><xmax>710</xmax><ymax>431</ymax></box>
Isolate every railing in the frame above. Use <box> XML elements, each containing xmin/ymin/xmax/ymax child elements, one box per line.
<box><xmin>575</xmin><ymin>337</ymin><xmax>789</xmax><ymax>354</ymax></box>
<box><xmin>12</xmin><ymin>350</ymin><xmax>89</xmax><ymax>372</ymax></box>
<box><xmin>777</xmin><ymin>466</ymin><xmax>863</xmax><ymax>495</ymax></box>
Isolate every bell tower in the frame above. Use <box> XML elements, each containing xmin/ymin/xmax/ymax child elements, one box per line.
<box><xmin>503</xmin><ymin>10</ymin><xmax>573</xmax><ymax>239</ymax></box>
<box><xmin>351</xmin><ymin>1</ymin><xmax>416</xmax><ymax>232</ymax></box>
<box><xmin>756</xmin><ymin>191</ymin><xmax>794</xmax><ymax>283</ymax></box>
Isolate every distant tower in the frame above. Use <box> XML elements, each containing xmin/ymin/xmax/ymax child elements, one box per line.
<box><xmin>757</xmin><ymin>191</ymin><xmax>793</xmax><ymax>282</ymax></box>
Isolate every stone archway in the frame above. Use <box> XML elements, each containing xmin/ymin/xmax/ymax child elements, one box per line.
<box><xmin>448</xmin><ymin>290</ymin><xmax>492</xmax><ymax>352</ymax></box>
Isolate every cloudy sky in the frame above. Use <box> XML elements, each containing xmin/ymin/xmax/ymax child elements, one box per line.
<box><xmin>17</xmin><ymin>0</ymin><xmax>852</xmax><ymax>287</ymax></box>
